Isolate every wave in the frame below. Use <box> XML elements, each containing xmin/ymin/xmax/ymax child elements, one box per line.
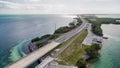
<box><xmin>9</xmin><ymin>40</ymin><xmax>27</xmax><ymax>62</ymax></box>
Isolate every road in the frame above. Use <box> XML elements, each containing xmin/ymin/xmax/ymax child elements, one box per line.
<box><xmin>53</xmin><ymin>29</ymin><xmax>85</xmax><ymax>58</ymax></box>
<box><xmin>82</xmin><ymin>23</ymin><xmax>93</xmax><ymax>45</ymax></box>
<box><xmin>7</xmin><ymin>16</ymin><xmax>87</xmax><ymax>68</ymax></box>
<box><xmin>82</xmin><ymin>23</ymin><xmax>103</xmax><ymax>46</ymax></box>
<box><xmin>35</xmin><ymin>28</ymin><xmax>87</xmax><ymax>68</ymax></box>
<box><xmin>36</xmin><ymin>16</ymin><xmax>88</xmax><ymax>68</ymax></box>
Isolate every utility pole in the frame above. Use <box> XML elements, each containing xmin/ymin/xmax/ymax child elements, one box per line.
<box><xmin>54</xmin><ymin>23</ymin><xmax>56</xmax><ymax>39</ymax></box>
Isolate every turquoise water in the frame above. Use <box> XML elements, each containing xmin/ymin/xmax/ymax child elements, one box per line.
<box><xmin>91</xmin><ymin>24</ymin><xmax>120</xmax><ymax>67</ymax></box>
<box><xmin>0</xmin><ymin>14</ymin><xmax>75</xmax><ymax>68</ymax></box>
<box><xmin>96</xmin><ymin>14</ymin><xmax>120</xmax><ymax>18</ymax></box>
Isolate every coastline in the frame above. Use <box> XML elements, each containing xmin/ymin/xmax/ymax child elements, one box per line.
<box><xmin>27</xmin><ymin>16</ymin><xmax>82</xmax><ymax>53</ymax></box>
<box><xmin>91</xmin><ymin>24</ymin><xmax>120</xmax><ymax>68</ymax></box>
<box><xmin>27</xmin><ymin>15</ymin><xmax>106</xmax><ymax>68</ymax></box>
<box><xmin>25</xmin><ymin>15</ymin><xmax>119</xmax><ymax>68</ymax></box>
<box><xmin>86</xmin><ymin>38</ymin><xmax>108</xmax><ymax>68</ymax></box>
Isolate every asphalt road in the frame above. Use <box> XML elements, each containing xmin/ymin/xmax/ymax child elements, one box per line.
<box><xmin>7</xmin><ymin>16</ymin><xmax>87</xmax><ymax>68</ymax></box>
<box><xmin>53</xmin><ymin>28</ymin><xmax>85</xmax><ymax>58</ymax></box>
<box><xmin>36</xmin><ymin>16</ymin><xmax>88</xmax><ymax>68</ymax></box>
<box><xmin>56</xmin><ymin>21</ymin><xmax>86</xmax><ymax>43</ymax></box>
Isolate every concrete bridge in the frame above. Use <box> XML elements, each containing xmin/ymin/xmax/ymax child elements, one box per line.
<box><xmin>7</xmin><ymin>16</ymin><xmax>87</xmax><ymax>68</ymax></box>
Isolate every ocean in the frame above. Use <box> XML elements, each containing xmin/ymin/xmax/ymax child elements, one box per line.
<box><xmin>0</xmin><ymin>14</ymin><xmax>75</xmax><ymax>68</ymax></box>
<box><xmin>91</xmin><ymin>14</ymin><xmax>120</xmax><ymax>68</ymax></box>
<box><xmin>1</xmin><ymin>14</ymin><xmax>120</xmax><ymax>68</ymax></box>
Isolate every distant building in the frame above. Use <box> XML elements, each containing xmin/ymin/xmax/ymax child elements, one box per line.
<box><xmin>116</xmin><ymin>20</ymin><xmax>120</xmax><ymax>22</ymax></box>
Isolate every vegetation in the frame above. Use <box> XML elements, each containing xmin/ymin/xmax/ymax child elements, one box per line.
<box><xmin>54</xmin><ymin>26</ymin><xmax>70</xmax><ymax>34</ymax></box>
<box><xmin>36</xmin><ymin>42</ymin><xmax>45</xmax><ymax>47</ymax></box>
<box><xmin>85</xmin><ymin>44</ymin><xmax>101</xmax><ymax>59</ymax></box>
<box><xmin>31</xmin><ymin>34</ymin><xmax>51</xmax><ymax>42</ymax></box>
<box><xmin>74</xmin><ymin>17</ymin><xmax>83</xmax><ymax>23</ymax></box>
<box><xmin>85</xmin><ymin>17</ymin><xmax>120</xmax><ymax>36</ymax></box>
<box><xmin>31</xmin><ymin>17</ymin><xmax>83</xmax><ymax>48</ymax></box>
<box><xmin>76</xmin><ymin>59</ymin><xmax>86</xmax><ymax>68</ymax></box>
<box><xmin>49</xmin><ymin>30</ymin><xmax>81</xmax><ymax>55</ymax></box>
<box><xmin>31</xmin><ymin>37</ymin><xmax>40</xmax><ymax>42</ymax></box>
<box><xmin>91</xmin><ymin>21</ymin><xmax>103</xmax><ymax>36</ymax></box>
<box><xmin>54</xmin><ymin>18</ymin><xmax>82</xmax><ymax>34</ymax></box>
<box><xmin>49</xmin><ymin>34</ymin><xmax>59</xmax><ymax>40</ymax></box>
<box><xmin>69</xmin><ymin>22</ymin><xmax>76</xmax><ymax>28</ymax></box>
<box><xmin>56</xmin><ymin>29</ymin><xmax>101</xmax><ymax>67</ymax></box>
<box><xmin>57</xmin><ymin>30</ymin><xmax>88</xmax><ymax>65</ymax></box>
<box><xmin>97</xmin><ymin>18</ymin><xmax>120</xmax><ymax>24</ymax></box>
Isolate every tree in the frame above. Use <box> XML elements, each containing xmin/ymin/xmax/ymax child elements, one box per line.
<box><xmin>69</xmin><ymin>22</ymin><xmax>75</xmax><ymax>28</ymax></box>
<box><xmin>91</xmin><ymin>44</ymin><xmax>101</xmax><ymax>50</ymax></box>
<box><xmin>31</xmin><ymin>34</ymin><xmax>51</xmax><ymax>42</ymax></box>
<box><xmin>74</xmin><ymin>18</ymin><xmax>82</xmax><ymax>23</ymax></box>
<box><xmin>31</xmin><ymin>37</ymin><xmax>40</xmax><ymax>42</ymax></box>
<box><xmin>36</xmin><ymin>42</ymin><xmax>45</xmax><ymax>47</ymax></box>
<box><xmin>76</xmin><ymin>59</ymin><xmax>86</xmax><ymax>68</ymax></box>
<box><xmin>91</xmin><ymin>21</ymin><xmax>103</xmax><ymax>36</ymax></box>
<box><xmin>54</xmin><ymin>26</ymin><xmax>70</xmax><ymax>34</ymax></box>
<box><xmin>76</xmin><ymin>22</ymin><xmax>81</xmax><ymax>26</ymax></box>
<box><xmin>85</xmin><ymin>44</ymin><xmax>100</xmax><ymax>59</ymax></box>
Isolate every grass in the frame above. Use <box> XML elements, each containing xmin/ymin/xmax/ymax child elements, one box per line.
<box><xmin>44</xmin><ymin>23</ymin><xmax>83</xmax><ymax>57</ymax></box>
<box><xmin>56</xmin><ymin>30</ymin><xmax>89</xmax><ymax>66</ymax></box>
<box><xmin>50</xmin><ymin>32</ymin><xmax>80</xmax><ymax>55</ymax></box>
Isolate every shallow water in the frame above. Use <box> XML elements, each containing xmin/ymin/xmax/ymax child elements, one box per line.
<box><xmin>0</xmin><ymin>14</ymin><xmax>75</xmax><ymax>68</ymax></box>
<box><xmin>91</xmin><ymin>24</ymin><xmax>120</xmax><ymax>68</ymax></box>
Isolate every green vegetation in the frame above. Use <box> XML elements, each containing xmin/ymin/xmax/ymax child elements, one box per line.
<box><xmin>54</xmin><ymin>22</ymin><xmax>82</xmax><ymax>34</ymax></box>
<box><xmin>54</xmin><ymin>18</ymin><xmax>82</xmax><ymax>34</ymax></box>
<box><xmin>74</xmin><ymin>17</ymin><xmax>83</xmax><ymax>23</ymax></box>
<box><xmin>97</xmin><ymin>18</ymin><xmax>120</xmax><ymax>24</ymax></box>
<box><xmin>85</xmin><ymin>44</ymin><xmax>101</xmax><ymax>59</ymax></box>
<box><xmin>85</xmin><ymin>17</ymin><xmax>120</xmax><ymax>36</ymax></box>
<box><xmin>57</xmin><ymin>30</ymin><xmax>88</xmax><ymax>65</ymax></box>
<box><xmin>31</xmin><ymin>37</ymin><xmax>40</xmax><ymax>42</ymax></box>
<box><xmin>56</xmin><ymin>29</ymin><xmax>101</xmax><ymax>67</ymax></box>
<box><xmin>69</xmin><ymin>22</ymin><xmax>76</xmax><ymax>28</ymax></box>
<box><xmin>76</xmin><ymin>59</ymin><xmax>86</xmax><ymax>68</ymax></box>
<box><xmin>54</xmin><ymin>26</ymin><xmax>70</xmax><ymax>34</ymax></box>
<box><xmin>49</xmin><ymin>34</ymin><xmax>59</xmax><ymax>40</ymax></box>
<box><xmin>31</xmin><ymin>17</ymin><xmax>83</xmax><ymax>48</ymax></box>
<box><xmin>31</xmin><ymin>34</ymin><xmax>51</xmax><ymax>42</ymax></box>
<box><xmin>91</xmin><ymin>21</ymin><xmax>103</xmax><ymax>36</ymax></box>
<box><xmin>50</xmin><ymin>31</ymin><xmax>80</xmax><ymax>55</ymax></box>
<box><xmin>36</xmin><ymin>42</ymin><xmax>45</xmax><ymax>47</ymax></box>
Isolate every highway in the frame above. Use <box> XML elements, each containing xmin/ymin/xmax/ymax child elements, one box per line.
<box><xmin>7</xmin><ymin>16</ymin><xmax>87</xmax><ymax>68</ymax></box>
<box><xmin>36</xmin><ymin>16</ymin><xmax>88</xmax><ymax>68</ymax></box>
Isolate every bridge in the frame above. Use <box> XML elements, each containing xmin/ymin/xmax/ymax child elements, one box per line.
<box><xmin>7</xmin><ymin>16</ymin><xmax>87</xmax><ymax>68</ymax></box>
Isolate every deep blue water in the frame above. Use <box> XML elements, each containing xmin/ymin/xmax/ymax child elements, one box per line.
<box><xmin>0</xmin><ymin>14</ymin><xmax>75</xmax><ymax>68</ymax></box>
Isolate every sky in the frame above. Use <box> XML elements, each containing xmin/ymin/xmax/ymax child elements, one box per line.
<box><xmin>0</xmin><ymin>0</ymin><xmax>120</xmax><ymax>14</ymax></box>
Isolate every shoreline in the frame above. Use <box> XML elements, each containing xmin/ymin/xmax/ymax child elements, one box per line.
<box><xmin>27</xmin><ymin>16</ymin><xmax>82</xmax><ymax>53</ymax></box>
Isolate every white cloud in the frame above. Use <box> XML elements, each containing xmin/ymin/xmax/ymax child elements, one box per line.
<box><xmin>0</xmin><ymin>1</ymin><xmax>21</xmax><ymax>9</ymax></box>
<box><xmin>29</xmin><ymin>0</ymin><xmax>41</xmax><ymax>2</ymax></box>
<box><xmin>0</xmin><ymin>0</ymin><xmax>119</xmax><ymax>14</ymax></box>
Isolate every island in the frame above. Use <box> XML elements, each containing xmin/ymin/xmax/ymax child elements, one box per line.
<box><xmin>27</xmin><ymin>15</ymin><xmax>120</xmax><ymax>68</ymax></box>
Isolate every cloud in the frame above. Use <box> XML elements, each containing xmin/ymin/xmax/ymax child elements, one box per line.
<box><xmin>28</xmin><ymin>0</ymin><xmax>41</xmax><ymax>2</ymax></box>
<box><xmin>0</xmin><ymin>0</ymin><xmax>119</xmax><ymax>14</ymax></box>
<box><xmin>0</xmin><ymin>1</ymin><xmax>21</xmax><ymax>9</ymax></box>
